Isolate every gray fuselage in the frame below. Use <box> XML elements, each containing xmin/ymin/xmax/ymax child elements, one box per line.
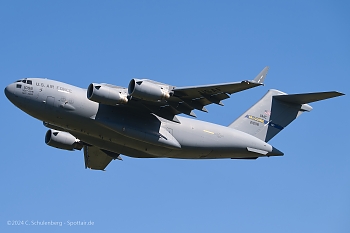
<box><xmin>5</xmin><ymin>78</ymin><xmax>280</xmax><ymax>159</ymax></box>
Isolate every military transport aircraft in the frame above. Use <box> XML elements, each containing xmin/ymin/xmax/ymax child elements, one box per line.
<box><xmin>4</xmin><ymin>67</ymin><xmax>344</xmax><ymax>170</ymax></box>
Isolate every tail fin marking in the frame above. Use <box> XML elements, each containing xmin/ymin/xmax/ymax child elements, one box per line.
<box><xmin>229</xmin><ymin>89</ymin><xmax>344</xmax><ymax>142</ymax></box>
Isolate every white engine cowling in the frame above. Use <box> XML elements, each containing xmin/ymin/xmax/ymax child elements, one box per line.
<box><xmin>128</xmin><ymin>79</ymin><xmax>170</xmax><ymax>101</ymax></box>
<box><xmin>45</xmin><ymin>130</ymin><xmax>83</xmax><ymax>151</ymax></box>
<box><xmin>87</xmin><ymin>83</ymin><xmax>128</xmax><ymax>105</ymax></box>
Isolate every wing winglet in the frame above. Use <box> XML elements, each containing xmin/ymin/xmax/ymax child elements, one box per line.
<box><xmin>252</xmin><ymin>66</ymin><xmax>269</xmax><ymax>84</ymax></box>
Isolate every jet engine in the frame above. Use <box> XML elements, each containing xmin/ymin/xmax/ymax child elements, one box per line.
<box><xmin>87</xmin><ymin>83</ymin><xmax>128</xmax><ymax>105</ymax></box>
<box><xmin>128</xmin><ymin>79</ymin><xmax>171</xmax><ymax>101</ymax></box>
<box><xmin>45</xmin><ymin>129</ymin><xmax>83</xmax><ymax>151</ymax></box>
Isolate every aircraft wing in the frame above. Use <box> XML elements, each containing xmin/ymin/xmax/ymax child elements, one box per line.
<box><xmin>129</xmin><ymin>67</ymin><xmax>269</xmax><ymax>122</ymax></box>
<box><xmin>173</xmin><ymin>66</ymin><xmax>268</xmax><ymax>99</ymax></box>
<box><xmin>83</xmin><ymin>146</ymin><xmax>121</xmax><ymax>170</ymax></box>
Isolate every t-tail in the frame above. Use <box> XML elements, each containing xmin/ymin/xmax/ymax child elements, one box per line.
<box><xmin>229</xmin><ymin>89</ymin><xmax>344</xmax><ymax>142</ymax></box>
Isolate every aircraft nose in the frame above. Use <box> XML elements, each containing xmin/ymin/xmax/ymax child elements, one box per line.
<box><xmin>4</xmin><ymin>83</ymin><xmax>15</xmax><ymax>101</ymax></box>
<box><xmin>5</xmin><ymin>84</ymin><xmax>12</xmax><ymax>98</ymax></box>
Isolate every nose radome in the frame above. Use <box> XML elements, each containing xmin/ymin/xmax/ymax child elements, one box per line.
<box><xmin>4</xmin><ymin>83</ymin><xmax>15</xmax><ymax>101</ymax></box>
<box><xmin>4</xmin><ymin>85</ymin><xmax>11</xmax><ymax>99</ymax></box>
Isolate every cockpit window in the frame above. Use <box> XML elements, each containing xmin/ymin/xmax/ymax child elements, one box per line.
<box><xmin>16</xmin><ymin>84</ymin><xmax>22</xmax><ymax>88</ymax></box>
<box><xmin>15</xmin><ymin>79</ymin><xmax>32</xmax><ymax>84</ymax></box>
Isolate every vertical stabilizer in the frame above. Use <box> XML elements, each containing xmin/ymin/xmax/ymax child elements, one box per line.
<box><xmin>229</xmin><ymin>89</ymin><xmax>343</xmax><ymax>142</ymax></box>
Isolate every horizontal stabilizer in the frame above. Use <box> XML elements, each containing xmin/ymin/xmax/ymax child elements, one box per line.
<box><xmin>274</xmin><ymin>91</ymin><xmax>344</xmax><ymax>104</ymax></box>
<box><xmin>229</xmin><ymin>89</ymin><xmax>344</xmax><ymax>142</ymax></box>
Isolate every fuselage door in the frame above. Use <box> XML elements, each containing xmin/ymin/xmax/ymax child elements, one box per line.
<box><xmin>46</xmin><ymin>96</ymin><xmax>55</xmax><ymax>110</ymax></box>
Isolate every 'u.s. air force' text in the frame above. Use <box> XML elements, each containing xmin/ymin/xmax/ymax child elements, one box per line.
<box><xmin>36</xmin><ymin>82</ymin><xmax>72</xmax><ymax>93</ymax></box>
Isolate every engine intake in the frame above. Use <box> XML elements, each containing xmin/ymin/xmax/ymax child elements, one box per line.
<box><xmin>87</xmin><ymin>83</ymin><xmax>128</xmax><ymax>105</ymax></box>
<box><xmin>45</xmin><ymin>130</ymin><xmax>83</xmax><ymax>151</ymax></box>
<box><xmin>128</xmin><ymin>79</ymin><xmax>170</xmax><ymax>101</ymax></box>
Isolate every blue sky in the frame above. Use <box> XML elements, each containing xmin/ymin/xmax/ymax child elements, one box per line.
<box><xmin>1</xmin><ymin>1</ymin><xmax>349</xmax><ymax>232</ymax></box>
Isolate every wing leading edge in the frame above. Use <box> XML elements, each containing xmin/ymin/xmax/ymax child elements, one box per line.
<box><xmin>129</xmin><ymin>66</ymin><xmax>269</xmax><ymax>122</ymax></box>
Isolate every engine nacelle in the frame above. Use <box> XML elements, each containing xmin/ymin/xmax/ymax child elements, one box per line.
<box><xmin>45</xmin><ymin>129</ymin><xmax>83</xmax><ymax>151</ymax></box>
<box><xmin>87</xmin><ymin>83</ymin><xmax>128</xmax><ymax>105</ymax></box>
<box><xmin>128</xmin><ymin>79</ymin><xmax>170</xmax><ymax>101</ymax></box>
